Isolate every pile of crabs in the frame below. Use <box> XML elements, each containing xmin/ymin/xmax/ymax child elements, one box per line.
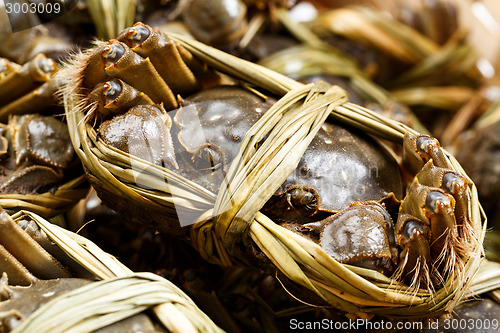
<box><xmin>0</xmin><ymin>0</ymin><xmax>499</xmax><ymax>331</ymax></box>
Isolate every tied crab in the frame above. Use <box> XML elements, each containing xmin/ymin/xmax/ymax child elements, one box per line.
<box><xmin>64</xmin><ymin>22</ymin><xmax>473</xmax><ymax>291</ymax></box>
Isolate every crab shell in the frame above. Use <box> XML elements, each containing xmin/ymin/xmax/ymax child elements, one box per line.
<box><xmin>180</xmin><ymin>0</ymin><xmax>248</xmax><ymax>47</ymax></box>
<box><xmin>88</xmin><ymin>85</ymin><xmax>276</xmax><ymax>233</ymax></box>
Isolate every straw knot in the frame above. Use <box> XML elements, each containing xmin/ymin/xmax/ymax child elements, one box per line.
<box><xmin>204</xmin><ymin>82</ymin><xmax>349</xmax><ymax>259</ymax></box>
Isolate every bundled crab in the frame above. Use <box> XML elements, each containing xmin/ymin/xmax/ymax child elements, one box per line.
<box><xmin>60</xmin><ymin>22</ymin><xmax>484</xmax><ymax>317</ymax></box>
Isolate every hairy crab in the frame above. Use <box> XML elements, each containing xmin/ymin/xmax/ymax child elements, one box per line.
<box><xmin>63</xmin><ymin>22</ymin><xmax>474</xmax><ymax>294</ymax></box>
<box><xmin>0</xmin><ymin>54</ymin><xmax>85</xmax><ymax>216</ymax></box>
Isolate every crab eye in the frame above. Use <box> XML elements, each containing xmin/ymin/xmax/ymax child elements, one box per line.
<box><xmin>425</xmin><ymin>191</ymin><xmax>451</xmax><ymax>213</ymax></box>
<box><xmin>130</xmin><ymin>25</ymin><xmax>150</xmax><ymax>43</ymax></box>
<box><xmin>442</xmin><ymin>172</ymin><xmax>465</xmax><ymax>193</ymax></box>
<box><xmin>402</xmin><ymin>220</ymin><xmax>425</xmax><ymax>239</ymax></box>
<box><xmin>103</xmin><ymin>80</ymin><xmax>122</xmax><ymax>101</ymax></box>
<box><xmin>103</xmin><ymin>43</ymin><xmax>125</xmax><ymax>62</ymax></box>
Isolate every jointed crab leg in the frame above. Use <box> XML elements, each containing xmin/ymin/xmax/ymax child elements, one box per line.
<box><xmin>0</xmin><ymin>208</ymin><xmax>70</xmax><ymax>285</ymax></box>
<box><xmin>417</xmin><ymin>161</ymin><xmax>471</xmax><ymax>242</ymax></box>
<box><xmin>403</xmin><ymin>132</ymin><xmax>449</xmax><ymax>173</ymax></box>
<box><xmin>117</xmin><ymin>22</ymin><xmax>200</xmax><ymax>95</ymax></box>
<box><xmin>103</xmin><ymin>40</ymin><xmax>178</xmax><ymax>109</ymax></box>
<box><xmin>0</xmin><ymin>78</ymin><xmax>62</xmax><ymax>121</ymax></box>
<box><xmin>395</xmin><ymin>213</ymin><xmax>433</xmax><ymax>285</ymax></box>
<box><xmin>393</xmin><ymin>132</ymin><xmax>472</xmax><ymax>288</ymax></box>
<box><xmin>401</xmin><ymin>179</ymin><xmax>457</xmax><ymax>257</ymax></box>
<box><xmin>87</xmin><ymin>78</ymin><xmax>154</xmax><ymax>122</ymax></box>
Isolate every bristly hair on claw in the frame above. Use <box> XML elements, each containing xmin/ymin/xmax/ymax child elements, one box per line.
<box><xmin>56</xmin><ymin>40</ymin><xmax>109</xmax><ymax>127</ymax></box>
<box><xmin>391</xmin><ymin>250</ymin><xmax>438</xmax><ymax>299</ymax></box>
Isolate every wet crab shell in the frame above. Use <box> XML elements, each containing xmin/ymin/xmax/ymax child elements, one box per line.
<box><xmin>180</xmin><ymin>0</ymin><xmax>248</xmax><ymax>47</ymax></box>
<box><xmin>92</xmin><ymin>83</ymin><xmax>402</xmax><ymax>226</ymax></box>
<box><xmin>88</xmin><ymin>83</ymin><xmax>407</xmax><ymax>276</ymax></box>
<box><xmin>263</xmin><ymin>121</ymin><xmax>403</xmax><ymax>223</ymax></box>
<box><xmin>85</xmin><ymin>85</ymin><xmax>275</xmax><ymax>232</ymax></box>
<box><xmin>173</xmin><ymin>85</ymin><xmax>276</xmax><ymax>191</ymax></box>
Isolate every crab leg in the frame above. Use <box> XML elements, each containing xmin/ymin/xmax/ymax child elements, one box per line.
<box><xmin>101</xmin><ymin>40</ymin><xmax>178</xmax><ymax>110</ymax></box>
<box><xmin>0</xmin><ymin>165</ymin><xmax>63</xmax><ymax>194</ymax></box>
<box><xmin>0</xmin><ymin>77</ymin><xmax>62</xmax><ymax>122</ymax></box>
<box><xmin>117</xmin><ymin>22</ymin><xmax>200</xmax><ymax>95</ymax></box>
<box><xmin>0</xmin><ymin>245</ymin><xmax>37</xmax><ymax>286</ymax></box>
<box><xmin>394</xmin><ymin>214</ymin><xmax>433</xmax><ymax>286</ymax></box>
<box><xmin>403</xmin><ymin>132</ymin><xmax>449</xmax><ymax>173</ymax></box>
<box><xmin>417</xmin><ymin>161</ymin><xmax>471</xmax><ymax>241</ymax></box>
<box><xmin>87</xmin><ymin>78</ymin><xmax>154</xmax><ymax>122</ymax></box>
<box><xmin>175</xmin><ymin>43</ymin><xmax>222</xmax><ymax>89</ymax></box>
<box><xmin>0</xmin><ymin>208</ymin><xmax>70</xmax><ymax>285</ymax></box>
<box><xmin>0</xmin><ymin>54</ymin><xmax>57</xmax><ymax>105</ymax></box>
<box><xmin>0</xmin><ymin>58</ymin><xmax>21</xmax><ymax>80</ymax></box>
<box><xmin>82</xmin><ymin>41</ymin><xmax>178</xmax><ymax>110</ymax></box>
<box><xmin>400</xmin><ymin>179</ymin><xmax>457</xmax><ymax>258</ymax></box>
